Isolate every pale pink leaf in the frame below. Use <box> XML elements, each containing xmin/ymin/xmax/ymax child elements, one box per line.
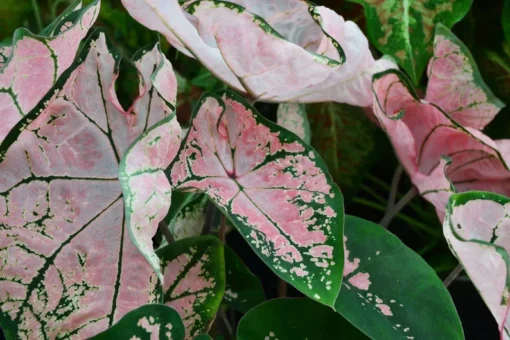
<box><xmin>426</xmin><ymin>24</ymin><xmax>505</xmax><ymax>130</ymax></box>
<box><xmin>444</xmin><ymin>193</ymin><xmax>510</xmax><ymax>339</ymax></box>
<box><xmin>168</xmin><ymin>91</ymin><xmax>344</xmax><ymax>307</ymax></box>
<box><xmin>0</xmin><ymin>0</ymin><xmax>99</xmax><ymax>142</ymax></box>
<box><xmin>372</xmin><ymin>70</ymin><xmax>510</xmax><ymax>218</ymax></box>
<box><xmin>276</xmin><ymin>103</ymin><xmax>310</xmax><ymax>144</ymax></box>
<box><xmin>0</xmin><ymin>32</ymin><xmax>178</xmax><ymax>338</ymax></box>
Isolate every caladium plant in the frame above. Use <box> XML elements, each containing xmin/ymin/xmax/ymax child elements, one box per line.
<box><xmin>371</xmin><ymin>25</ymin><xmax>509</xmax><ymax>220</ymax></box>
<box><xmin>121</xmin><ymin>0</ymin><xmax>395</xmax><ymax>107</ymax></box>
<box><xmin>443</xmin><ymin>192</ymin><xmax>510</xmax><ymax>340</ymax></box>
<box><xmin>0</xmin><ymin>30</ymin><xmax>180</xmax><ymax>339</ymax></box>
<box><xmin>0</xmin><ymin>0</ymin><xmax>99</xmax><ymax>142</ymax></box>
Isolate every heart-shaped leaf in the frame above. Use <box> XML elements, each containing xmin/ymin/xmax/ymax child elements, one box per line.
<box><xmin>166</xmin><ymin>193</ymin><xmax>209</xmax><ymax>241</ymax></box>
<box><xmin>336</xmin><ymin>215</ymin><xmax>463</xmax><ymax>339</ymax></box>
<box><xmin>444</xmin><ymin>192</ymin><xmax>510</xmax><ymax>339</ymax></box>
<box><xmin>0</xmin><ymin>0</ymin><xmax>99</xmax><ymax>141</ymax></box>
<box><xmin>157</xmin><ymin>236</ymin><xmax>225</xmax><ymax>338</ymax></box>
<box><xmin>0</xmin><ymin>31</ymin><xmax>178</xmax><ymax>339</ymax></box>
<box><xmin>350</xmin><ymin>0</ymin><xmax>472</xmax><ymax>84</ymax></box>
<box><xmin>224</xmin><ymin>245</ymin><xmax>265</xmax><ymax>313</ymax></box>
<box><xmin>168</xmin><ymin>91</ymin><xmax>345</xmax><ymax>307</ymax></box>
<box><xmin>426</xmin><ymin>24</ymin><xmax>504</xmax><ymax>130</ymax></box>
<box><xmin>237</xmin><ymin>297</ymin><xmax>367</xmax><ymax>340</ymax></box>
<box><xmin>276</xmin><ymin>103</ymin><xmax>311</xmax><ymax>144</ymax></box>
<box><xmin>91</xmin><ymin>304</ymin><xmax>185</xmax><ymax>340</ymax></box>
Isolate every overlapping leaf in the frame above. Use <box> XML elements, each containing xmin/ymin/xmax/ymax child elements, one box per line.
<box><xmin>92</xmin><ymin>304</ymin><xmax>185</xmax><ymax>340</ymax></box>
<box><xmin>336</xmin><ymin>215</ymin><xmax>463</xmax><ymax>339</ymax></box>
<box><xmin>443</xmin><ymin>192</ymin><xmax>510</xmax><ymax>340</ymax></box>
<box><xmin>237</xmin><ymin>298</ymin><xmax>367</xmax><ymax>340</ymax></box>
<box><xmin>121</xmin><ymin>0</ymin><xmax>394</xmax><ymax>106</ymax></box>
<box><xmin>223</xmin><ymin>245</ymin><xmax>265</xmax><ymax>313</ymax></box>
<box><xmin>276</xmin><ymin>103</ymin><xmax>310</xmax><ymax>144</ymax></box>
<box><xmin>157</xmin><ymin>236</ymin><xmax>225</xmax><ymax>338</ymax></box>
<box><xmin>0</xmin><ymin>0</ymin><xmax>99</xmax><ymax>141</ymax></box>
<box><xmin>350</xmin><ymin>0</ymin><xmax>472</xmax><ymax>84</ymax></box>
<box><xmin>426</xmin><ymin>24</ymin><xmax>504</xmax><ymax>129</ymax></box>
<box><xmin>168</xmin><ymin>91</ymin><xmax>345</xmax><ymax>306</ymax></box>
<box><xmin>372</xmin><ymin>68</ymin><xmax>510</xmax><ymax>219</ymax></box>
<box><xmin>166</xmin><ymin>194</ymin><xmax>209</xmax><ymax>241</ymax></box>
<box><xmin>0</xmin><ymin>32</ymin><xmax>179</xmax><ymax>339</ymax></box>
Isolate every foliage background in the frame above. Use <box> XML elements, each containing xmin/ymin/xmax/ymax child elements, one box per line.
<box><xmin>1</xmin><ymin>0</ymin><xmax>508</xmax><ymax>338</ymax></box>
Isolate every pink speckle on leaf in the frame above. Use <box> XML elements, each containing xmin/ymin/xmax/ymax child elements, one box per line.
<box><xmin>376</xmin><ymin>304</ymin><xmax>393</xmax><ymax>316</ymax></box>
<box><xmin>348</xmin><ymin>272</ymin><xmax>371</xmax><ymax>290</ymax></box>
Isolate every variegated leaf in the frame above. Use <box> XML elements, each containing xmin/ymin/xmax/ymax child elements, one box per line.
<box><xmin>168</xmin><ymin>91</ymin><xmax>344</xmax><ymax>307</ymax></box>
<box><xmin>224</xmin><ymin>245</ymin><xmax>265</xmax><ymax>313</ymax></box>
<box><xmin>336</xmin><ymin>215</ymin><xmax>463</xmax><ymax>339</ymax></box>
<box><xmin>237</xmin><ymin>298</ymin><xmax>367</xmax><ymax>340</ymax></box>
<box><xmin>276</xmin><ymin>103</ymin><xmax>311</xmax><ymax>144</ymax></box>
<box><xmin>443</xmin><ymin>192</ymin><xmax>510</xmax><ymax>340</ymax></box>
<box><xmin>167</xmin><ymin>194</ymin><xmax>209</xmax><ymax>242</ymax></box>
<box><xmin>372</xmin><ymin>69</ymin><xmax>510</xmax><ymax>219</ymax></box>
<box><xmin>157</xmin><ymin>236</ymin><xmax>225</xmax><ymax>338</ymax></box>
<box><xmin>351</xmin><ymin>0</ymin><xmax>472</xmax><ymax>84</ymax></box>
<box><xmin>426</xmin><ymin>24</ymin><xmax>504</xmax><ymax>130</ymax></box>
<box><xmin>0</xmin><ymin>0</ymin><xmax>99</xmax><ymax>141</ymax></box>
<box><xmin>121</xmin><ymin>0</ymin><xmax>394</xmax><ymax>106</ymax></box>
<box><xmin>91</xmin><ymin>304</ymin><xmax>185</xmax><ymax>340</ymax></box>
<box><xmin>0</xmin><ymin>32</ymin><xmax>178</xmax><ymax>339</ymax></box>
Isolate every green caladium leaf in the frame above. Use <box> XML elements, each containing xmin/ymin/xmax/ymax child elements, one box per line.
<box><xmin>335</xmin><ymin>215</ymin><xmax>463</xmax><ymax>339</ymax></box>
<box><xmin>193</xmin><ymin>335</ymin><xmax>213</xmax><ymax>340</ymax></box>
<box><xmin>349</xmin><ymin>0</ymin><xmax>472</xmax><ymax>84</ymax></box>
<box><xmin>157</xmin><ymin>236</ymin><xmax>225</xmax><ymax>338</ymax></box>
<box><xmin>276</xmin><ymin>103</ymin><xmax>311</xmax><ymax>144</ymax></box>
<box><xmin>168</xmin><ymin>91</ymin><xmax>345</xmax><ymax>307</ymax></box>
<box><xmin>308</xmin><ymin>102</ymin><xmax>379</xmax><ymax>202</ymax></box>
<box><xmin>224</xmin><ymin>245</ymin><xmax>266</xmax><ymax>313</ymax></box>
<box><xmin>92</xmin><ymin>304</ymin><xmax>185</xmax><ymax>340</ymax></box>
<box><xmin>237</xmin><ymin>298</ymin><xmax>367</xmax><ymax>340</ymax></box>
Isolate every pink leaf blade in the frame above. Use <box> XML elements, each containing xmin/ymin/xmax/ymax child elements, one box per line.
<box><xmin>0</xmin><ymin>31</ymin><xmax>181</xmax><ymax>338</ymax></box>
<box><xmin>444</xmin><ymin>192</ymin><xmax>510</xmax><ymax>339</ymax></box>
<box><xmin>168</xmin><ymin>91</ymin><xmax>344</xmax><ymax>307</ymax></box>
<box><xmin>426</xmin><ymin>24</ymin><xmax>505</xmax><ymax>130</ymax></box>
<box><xmin>157</xmin><ymin>236</ymin><xmax>225</xmax><ymax>339</ymax></box>
<box><xmin>0</xmin><ymin>0</ymin><xmax>99</xmax><ymax>142</ymax></box>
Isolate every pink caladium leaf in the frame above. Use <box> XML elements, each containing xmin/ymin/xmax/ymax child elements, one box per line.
<box><xmin>168</xmin><ymin>91</ymin><xmax>344</xmax><ymax>307</ymax></box>
<box><xmin>443</xmin><ymin>192</ymin><xmax>510</xmax><ymax>339</ymax></box>
<box><xmin>426</xmin><ymin>24</ymin><xmax>505</xmax><ymax>130</ymax></box>
<box><xmin>121</xmin><ymin>0</ymin><xmax>394</xmax><ymax>106</ymax></box>
<box><xmin>0</xmin><ymin>0</ymin><xmax>99</xmax><ymax>142</ymax></box>
<box><xmin>372</xmin><ymin>69</ymin><xmax>510</xmax><ymax>218</ymax></box>
<box><xmin>91</xmin><ymin>304</ymin><xmax>186</xmax><ymax>340</ymax></box>
<box><xmin>157</xmin><ymin>236</ymin><xmax>225</xmax><ymax>338</ymax></box>
<box><xmin>0</xmin><ymin>31</ymin><xmax>179</xmax><ymax>339</ymax></box>
<box><xmin>276</xmin><ymin>103</ymin><xmax>311</xmax><ymax>144</ymax></box>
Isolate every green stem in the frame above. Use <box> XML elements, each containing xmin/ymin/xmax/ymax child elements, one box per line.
<box><xmin>353</xmin><ymin>197</ymin><xmax>439</xmax><ymax>237</ymax></box>
<box><xmin>31</xmin><ymin>0</ymin><xmax>44</xmax><ymax>32</ymax></box>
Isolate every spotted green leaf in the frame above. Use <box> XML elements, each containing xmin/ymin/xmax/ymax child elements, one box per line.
<box><xmin>157</xmin><ymin>236</ymin><xmax>225</xmax><ymax>338</ymax></box>
<box><xmin>335</xmin><ymin>215</ymin><xmax>463</xmax><ymax>339</ymax></box>
<box><xmin>237</xmin><ymin>298</ymin><xmax>367</xmax><ymax>340</ymax></box>
<box><xmin>91</xmin><ymin>304</ymin><xmax>185</xmax><ymax>340</ymax></box>
<box><xmin>308</xmin><ymin>102</ymin><xmax>379</xmax><ymax>202</ymax></box>
<box><xmin>167</xmin><ymin>194</ymin><xmax>209</xmax><ymax>241</ymax></box>
<box><xmin>349</xmin><ymin>0</ymin><xmax>472</xmax><ymax>84</ymax></box>
<box><xmin>276</xmin><ymin>103</ymin><xmax>311</xmax><ymax>144</ymax></box>
<box><xmin>224</xmin><ymin>245</ymin><xmax>265</xmax><ymax>313</ymax></box>
<box><xmin>168</xmin><ymin>91</ymin><xmax>345</xmax><ymax>307</ymax></box>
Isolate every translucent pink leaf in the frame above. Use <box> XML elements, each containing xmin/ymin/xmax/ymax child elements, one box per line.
<box><xmin>121</xmin><ymin>0</ymin><xmax>393</xmax><ymax>106</ymax></box>
<box><xmin>0</xmin><ymin>32</ymin><xmax>179</xmax><ymax>338</ymax></box>
<box><xmin>444</xmin><ymin>192</ymin><xmax>510</xmax><ymax>339</ymax></box>
<box><xmin>168</xmin><ymin>91</ymin><xmax>344</xmax><ymax>307</ymax></box>
<box><xmin>157</xmin><ymin>236</ymin><xmax>224</xmax><ymax>338</ymax></box>
<box><xmin>0</xmin><ymin>0</ymin><xmax>99</xmax><ymax>142</ymax></box>
<box><xmin>372</xmin><ymin>70</ymin><xmax>510</xmax><ymax>217</ymax></box>
<box><xmin>426</xmin><ymin>24</ymin><xmax>505</xmax><ymax>130</ymax></box>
